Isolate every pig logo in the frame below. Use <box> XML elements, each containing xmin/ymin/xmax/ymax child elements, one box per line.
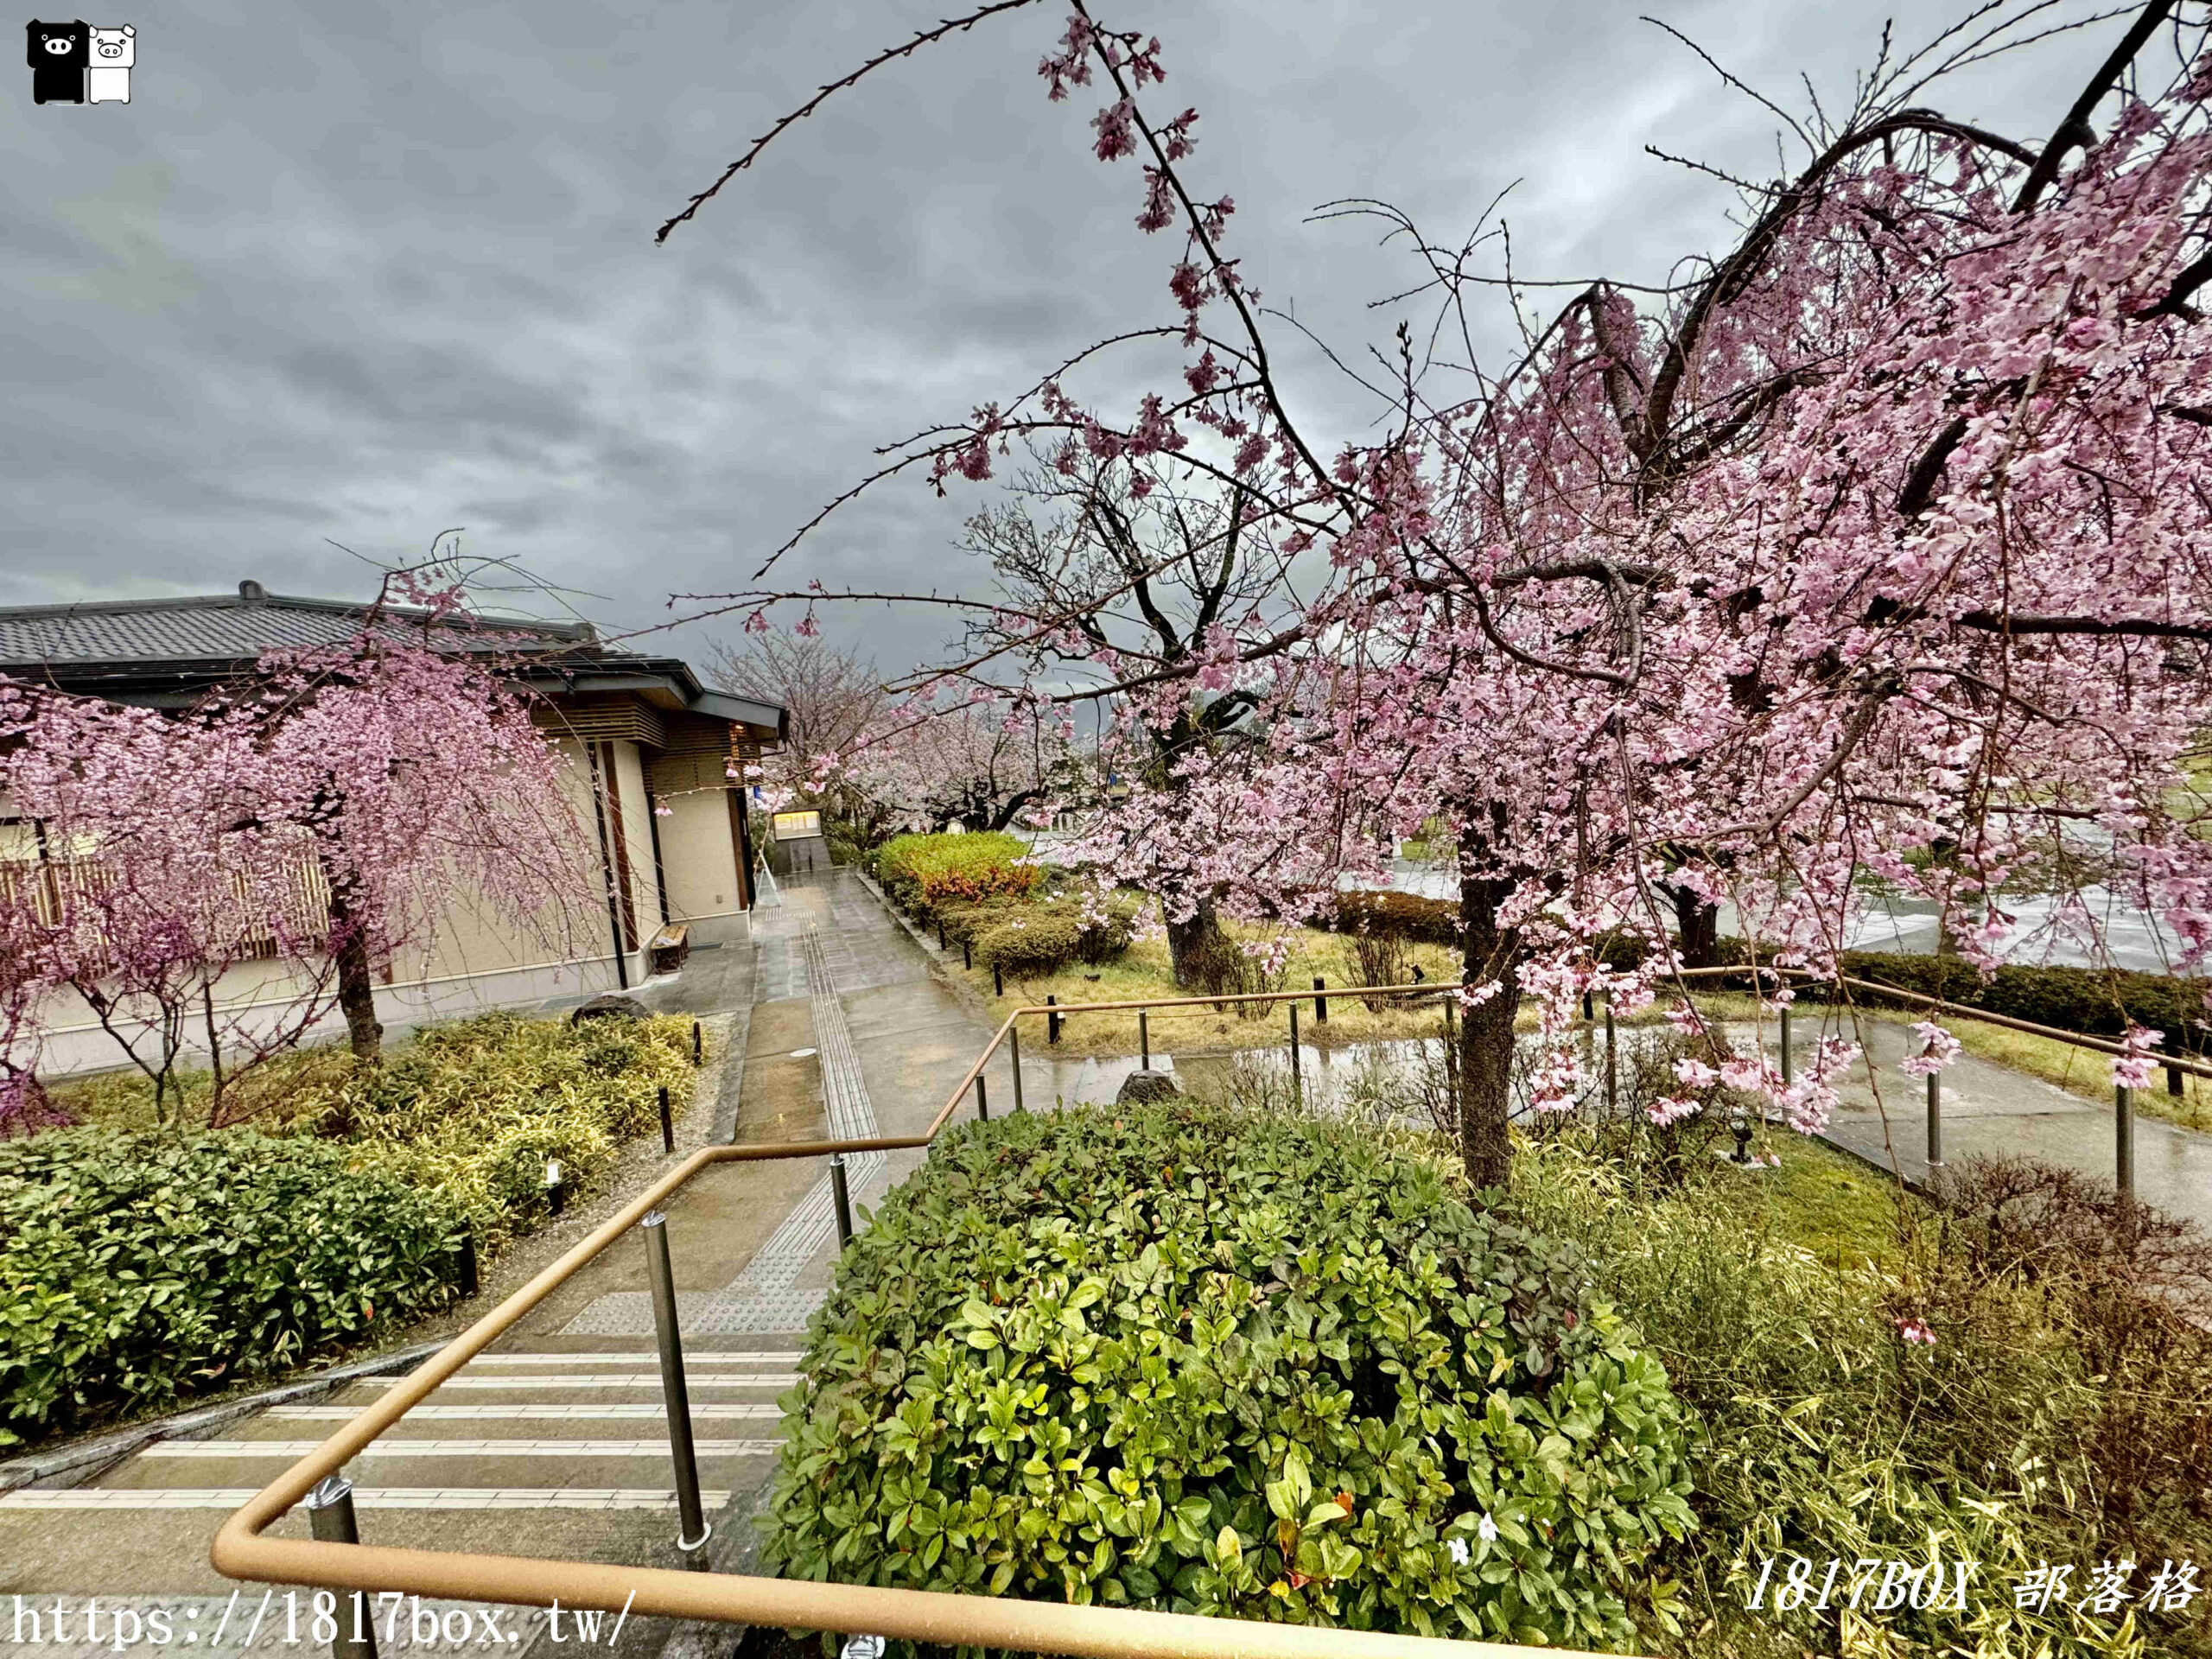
<box><xmin>86</xmin><ymin>22</ymin><xmax>130</xmax><ymax>103</ymax></box>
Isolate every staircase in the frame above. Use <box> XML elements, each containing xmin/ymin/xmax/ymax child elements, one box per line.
<box><xmin>0</xmin><ymin>1333</ymin><xmax>804</xmax><ymax>1656</ymax></box>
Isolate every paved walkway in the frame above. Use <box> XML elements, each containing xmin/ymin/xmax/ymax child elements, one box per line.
<box><xmin>1773</xmin><ymin>1013</ymin><xmax>2212</xmax><ymax>1230</ymax></box>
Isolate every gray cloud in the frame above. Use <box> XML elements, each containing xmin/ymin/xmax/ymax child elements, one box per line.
<box><xmin>2</xmin><ymin>0</ymin><xmax>2106</xmax><ymax>675</ymax></box>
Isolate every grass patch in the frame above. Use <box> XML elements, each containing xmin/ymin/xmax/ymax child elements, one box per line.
<box><xmin>944</xmin><ymin>912</ymin><xmax>1466</xmax><ymax>1055</ymax></box>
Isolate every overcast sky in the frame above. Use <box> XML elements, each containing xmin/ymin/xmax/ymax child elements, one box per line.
<box><xmin>2</xmin><ymin>0</ymin><xmax>2120</xmax><ymax>682</ymax></box>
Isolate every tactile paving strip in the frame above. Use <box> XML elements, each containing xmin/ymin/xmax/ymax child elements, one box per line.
<box><xmin>562</xmin><ymin>930</ymin><xmax>884</xmax><ymax>1337</ymax></box>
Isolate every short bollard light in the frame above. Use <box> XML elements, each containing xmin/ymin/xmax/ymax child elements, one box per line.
<box><xmin>658</xmin><ymin>1084</ymin><xmax>675</xmax><ymax>1154</ymax></box>
<box><xmin>543</xmin><ymin>1160</ymin><xmax>566</xmax><ymax>1217</ymax></box>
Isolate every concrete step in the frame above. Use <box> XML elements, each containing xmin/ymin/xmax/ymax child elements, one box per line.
<box><xmin>262</xmin><ymin>1407</ymin><xmax>783</xmax><ymax>1433</ymax></box>
<box><xmin>355</xmin><ymin>1371</ymin><xmax>799</xmax><ymax>1394</ymax></box>
<box><xmin>138</xmin><ymin>1439</ymin><xmax>784</xmax><ymax>1459</ymax></box>
<box><xmin>454</xmin><ymin>1351</ymin><xmax>800</xmax><ymax>1368</ymax></box>
<box><xmin>0</xmin><ymin>1487</ymin><xmax>734</xmax><ymax>1510</ymax></box>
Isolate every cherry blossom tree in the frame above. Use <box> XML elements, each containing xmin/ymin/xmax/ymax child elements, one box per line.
<box><xmin>0</xmin><ymin>584</ymin><xmax>594</xmax><ymax>1120</ymax></box>
<box><xmin>706</xmin><ymin>629</ymin><xmax>887</xmax><ymax>832</ymax></box>
<box><xmin>658</xmin><ymin>0</ymin><xmax>2212</xmax><ymax>1184</ymax></box>
<box><xmin>836</xmin><ymin>694</ymin><xmax>1075</xmax><ymax>836</ymax></box>
<box><xmin>0</xmin><ymin>682</ymin><xmax>330</xmax><ymax>1124</ymax></box>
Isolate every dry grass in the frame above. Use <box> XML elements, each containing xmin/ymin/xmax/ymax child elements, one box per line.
<box><xmin>934</xmin><ymin>903</ymin><xmax>2212</xmax><ymax>1132</ymax></box>
<box><xmin>942</xmin><ymin>914</ymin><xmax>1467</xmax><ymax>1057</ymax></box>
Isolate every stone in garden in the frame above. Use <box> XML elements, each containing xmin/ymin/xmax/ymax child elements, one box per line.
<box><xmin>570</xmin><ymin>993</ymin><xmax>652</xmax><ymax>1025</ymax></box>
<box><xmin>1116</xmin><ymin>1069</ymin><xmax>1182</xmax><ymax>1104</ymax></box>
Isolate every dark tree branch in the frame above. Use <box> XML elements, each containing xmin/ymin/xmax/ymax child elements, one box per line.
<box><xmin>2135</xmin><ymin>248</ymin><xmax>2212</xmax><ymax>321</ymax></box>
<box><xmin>1643</xmin><ymin>111</ymin><xmax>2037</xmax><ymax>451</ymax></box>
<box><xmin>1898</xmin><ymin>414</ymin><xmax>1972</xmax><ymax>517</ymax></box>
<box><xmin>655</xmin><ymin>0</ymin><xmax>1043</xmax><ymax>245</ymax></box>
<box><xmin>2011</xmin><ymin>0</ymin><xmax>2179</xmax><ymax>213</ymax></box>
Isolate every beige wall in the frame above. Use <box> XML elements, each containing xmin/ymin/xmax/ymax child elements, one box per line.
<box><xmin>656</xmin><ymin>785</ymin><xmax>747</xmax><ymax>947</ymax></box>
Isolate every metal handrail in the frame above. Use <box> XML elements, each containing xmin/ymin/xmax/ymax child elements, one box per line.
<box><xmin>212</xmin><ymin>980</ymin><xmax>1590</xmax><ymax>1659</ymax></box>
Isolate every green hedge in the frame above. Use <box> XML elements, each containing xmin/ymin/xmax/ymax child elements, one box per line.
<box><xmin>973</xmin><ymin>912</ymin><xmax>1088</xmax><ymax>976</ymax></box>
<box><xmin>875</xmin><ymin>832</ymin><xmax>1041</xmax><ymax>912</ymax></box>
<box><xmin>0</xmin><ymin>1130</ymin><xmax>466</xmax><ymax>1446</ymax></box>
<box><xmin>970</xmin><ymin>900</ymin><xmax>1137</xmax><ymax>977</ymax></box>
<box><xmin>764</xmin><ymin>1103</ymin><xmax>1696</xmax><ymax>1650</ymax></box>
<box><xmin>1331</xmin><ymin>890</ymin><xmax>1461</xmax><ymax>948</ymax></box>
<box><xmin>1811</xmin><ymin>950</ymin><xmax>2212</xmax><ymax>1053</ymax></box>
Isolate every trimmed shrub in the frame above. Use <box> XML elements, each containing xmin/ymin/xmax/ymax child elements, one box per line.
<box><xmin>955</xmin><ymin>896</ymin><xmax>1135</xmax><ymax>974</ymax></box>
<box><xmin>973</xmin><ymin>912</ymin><xmax>1087</xmax><ymax>977</ymax></box>
<box><xmin>934</xmin><ymin>896</ymin><xmax>1026</xmax><ymax>945</ymax></box>
<box><xmin>1332</xmin><ymin>889</ymin><xmax>1461</xmax><ymax>948</ymax></box>
<box><xmin>875</xmin><ymin>831</ymin><xmax>1041</xmax><ymax>913</ymax></box>
<box><xmin>1071</xmin><ymin>899</ymin><xmax>1138</xmax><ymax>964</ymax></box>
<box><xmin>0</xmin><ymin>1129</ymin><xmax>466</xmax><ymax>1445</ymax></box>
<box><xmin>763</xmin><ymin>1103</ymin><xmax>1698</xmax><ymax>1650</ymax></box>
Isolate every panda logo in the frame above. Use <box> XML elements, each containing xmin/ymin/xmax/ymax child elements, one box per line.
<box><xmin>86</xmin><ymin>23</ymin><xmax>131</xmax><ymax>103</ymax></box>
<box><xmin>26</xmin><ymin>20</ymin><xmax>88</xmax><ymax>105</ymax></box>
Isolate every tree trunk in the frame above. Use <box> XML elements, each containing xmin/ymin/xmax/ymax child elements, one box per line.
<box><xmin>1165</xmin><ymin>892</ymin><xmax>1227</xmax><ymax>990</ymax></box>
<box><xmin>1456</xmin><ymin>830</ymin><xmax>1520</xmax><ymax>1190</ymax></box>
<box><xmin>324</xmin><ymin>868</ymin><xmax>384</xmax><ymax>1063</ymax></box>
<box><xmin>1669</xmin><ymin>884</ymin><xmax>1720</xmax><ymax>969</ymax></box>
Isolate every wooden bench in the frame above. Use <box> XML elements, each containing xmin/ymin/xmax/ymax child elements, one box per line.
<box><xmin>647</xmin><ymin>921</ymin><xmax>691</xmax><ymax>976</ymax></box>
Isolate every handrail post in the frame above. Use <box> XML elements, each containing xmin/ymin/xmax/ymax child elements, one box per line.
<box><xmin>1010</xmin><ymin>1025</ymin><xmax>1025</xmax><ymax>1112</ymax></box>
<box><xmin>1603</xmin><ymin>991</ymin><xmax>1617</xmax><ymax>1119</ymax></box>
<box><xmin>640</xmin><ymin>1211</ymin><xmax>711</xmax><ymax>1560</ymax></box>
<box><xmin>829</xmin><ymin>1154</ymin><xmax>854</xmax><ymax>1247</ymax></box>
<box><xmin>1046</xmin><ymin>995</ymin><xmax>1059</xmax><ymax>1045</ymax></box>
<box><xmin>659</xmin><ymin>1084</ymin><xmax>674</xmax><ymax>1154</ymax></box>
<box><xmin>1288</xmin><ymin>1001</ymin><xmax>1303</xmax><ymax>1108</ymax></box>
<box><xmin>1313</xmin><ymin>977</ymin><xmax>1326</xmax><ymax>1023</ymax></box>
<box><xmin>1779</xmin><ymin>1004</ymin><xmax>1793</xmax><ymax>1087</ymax></box>
<box><xmin>1926</xmin><ymin>1068</ymin><xmax>1942</xmax><ymax>1169</ymax></box>
<box><xmin>303</xmin><ymin>1477</ymin><xmax>376</xmax><ymax>1659</ymax></box>
<box><xmin>1139</xmin><ymin>1007</ymin><xmax>1150</xmax><ymax>1071</ymax></box>
<box><xmin>2116</xmin><ymin>1083</ymin><xmax>2134</xmax><ymax>1211</ymax></box>
<box><xmin>976</xmin><ymin>1073</ymin><xmax>989</xmax><ymax>1122</ymax></box>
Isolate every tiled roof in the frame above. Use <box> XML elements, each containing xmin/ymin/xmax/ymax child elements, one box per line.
<box><xmin>0</xmin><ymin>589</ymin><xmax>593</xmax><ymax>671</ymax></box>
